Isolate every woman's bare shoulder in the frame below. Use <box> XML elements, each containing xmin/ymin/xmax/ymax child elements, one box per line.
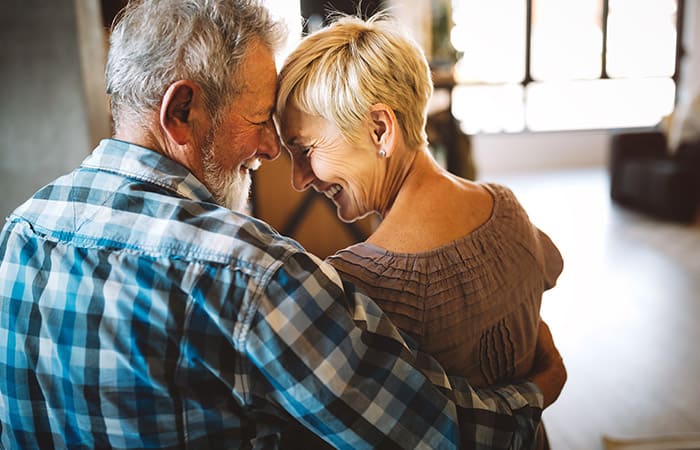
<box><xmin>368</xmin><ymin>174</ymin><xmax>494</xmax><ymax>253</ymax></box>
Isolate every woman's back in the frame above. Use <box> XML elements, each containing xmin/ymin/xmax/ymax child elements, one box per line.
<box><xmin>326</xmin><ymin>183</ymin><xmax>563</xmax><ymax>386</ymax></box>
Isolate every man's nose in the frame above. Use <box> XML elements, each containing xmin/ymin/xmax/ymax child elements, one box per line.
<box><xmin>257</xmin><ymin>120</ymin><xmax>281</xmax><ymax>161</ymax></box>
<box><xmin>290</xmin><ymin>152</ymin><xmax>314</xmax><ymax>192</ymax></box>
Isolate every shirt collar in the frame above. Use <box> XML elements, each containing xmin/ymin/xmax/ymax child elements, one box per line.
<box><xmin>82</xmin><ymin>138</ymin><xmax>216</xmax><ymax>204</ymax></box>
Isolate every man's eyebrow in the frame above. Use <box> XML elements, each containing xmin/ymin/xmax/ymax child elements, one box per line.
<box><xmin>248</xmin><ymin>104</ymin><xmax>274</xmax><ymax>120</ymax></box>
<box><xmin>260</xmin><ymin>102</ymin><xmax>276</xmax><ymax>117</ymax></box>
<box><xmin>252</xmin><ymin>111</ymin><xmax>271</xmax><ymax>120</ymax></box>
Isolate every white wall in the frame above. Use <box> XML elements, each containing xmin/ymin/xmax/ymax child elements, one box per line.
<box><xmin>472</xmin><ymin>130</ymin><xmax>610</xmax><ymax>178</ymax></box>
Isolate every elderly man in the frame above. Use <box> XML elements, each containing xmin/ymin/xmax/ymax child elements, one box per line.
<box><xmin>0</xmin><ymin>0</ymin><xmax>565</xmax><ymax>448</ymax></box>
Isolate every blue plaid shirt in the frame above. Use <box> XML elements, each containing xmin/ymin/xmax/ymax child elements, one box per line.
<box><xmin>0</xmin><ymin>139</ymin><xmax>542</xmax><ymax>449</ymax></box>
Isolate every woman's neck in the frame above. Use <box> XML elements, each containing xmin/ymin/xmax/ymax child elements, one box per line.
<box><xmin>373</xmin><ymin>143</ymin><xmax>418</xmax><ymax>217</ymax></box>
<box><xmin>367</xmin><ymin>146</ymin><xmax>457</xmax><ymax>251</ymax></box>
<box><xmin>381</xmin><ymin>146</ymin><xmax>444</xmax><ymax>216</ymax></box>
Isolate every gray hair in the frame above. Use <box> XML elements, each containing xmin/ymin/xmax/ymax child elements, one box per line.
<box><xmin>106</xmin><ymin>0</ymin><xmax>286</xmax><ymax>127</ymax></box>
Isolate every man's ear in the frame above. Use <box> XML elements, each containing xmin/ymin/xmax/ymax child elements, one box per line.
<box><xmin>368</xmin><ymin>103</ymin><xmax>397</xmax><ymax>157</ymax></box>
<box><xmin>160</xmin><ymin>80</ymin><xmax>198</xmax><ymax>145</ymax></box>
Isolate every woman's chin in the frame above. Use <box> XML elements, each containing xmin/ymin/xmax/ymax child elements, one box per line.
<box><xmin>336</xmin><ymin>206</ymin><xmax>371</xmax><ymax>224</ymax></box>
<box><xmin>335</xmin><ymin>206</ymin><xmax>358</xmax><ymax>223</ymax></box>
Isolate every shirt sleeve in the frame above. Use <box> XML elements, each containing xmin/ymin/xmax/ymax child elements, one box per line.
<box><xmin>535</xmin><ymin>227</ymin><xmax>564</xmax><ymax>291</ymax></box>
<box><xmin>245</xmin><ymin>251</ymin><xmax>543</xmax><ymax>450</ymax></box>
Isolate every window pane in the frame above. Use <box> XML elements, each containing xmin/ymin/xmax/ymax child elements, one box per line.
<box><xmin>526</xmin><ymin>78</ymin><xmax>676</xmax><ymax>131</ymax></box>
<box><xmin>607</xmin><ymin>0</ymin><xmax>677</xmax><ymax>77</ymax></box>
<box><xmin>451</xmin><ymin>0</ymin><xmax>526</xmax><ymax>83</ymax></box>
<box><xmin>452</xmin><ymin>84</ymin><xmax>525</xmax><ymax>133</ymax></box>
<box><xmin>531</xmin><ymin>0</ymin><xmax>603</xmax><ymax>80</ymax></box>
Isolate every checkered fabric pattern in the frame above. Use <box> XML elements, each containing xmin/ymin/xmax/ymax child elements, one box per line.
<box><xmin>0</xmin><ymin>139</ymin><xmax>542</xmax><ymax>449</ymax></box>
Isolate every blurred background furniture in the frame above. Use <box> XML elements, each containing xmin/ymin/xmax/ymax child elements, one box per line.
<box><xmin>609</xmin><ymin>129</ymin><xmax>700</xmax><ymax>223</ymax></box>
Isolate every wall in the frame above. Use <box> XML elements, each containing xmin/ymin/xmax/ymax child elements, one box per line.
<box><xmin>0</xmin><ymin>0</ymin><xmax>109</xmax><ymax>220</ymax></box>
<box><xmin>472</xmin><ymin>129</ymin><xmax>610</xmax><ymax>178</ymax></box>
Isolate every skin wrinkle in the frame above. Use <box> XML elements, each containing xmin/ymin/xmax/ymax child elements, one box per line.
<box><xmin>281</xmin><ymin>106</ymin><xmax>368</xmax><ymax>222</ymax></box>
<box><xmin>282</xmin><ymin>102</ymin><xmax>421</xmax><ymax>224</ymax></box>
<box><xmin>373</xmin><ymin>140</ymin><xmax>414</xmax><ymax>219</ymax></box>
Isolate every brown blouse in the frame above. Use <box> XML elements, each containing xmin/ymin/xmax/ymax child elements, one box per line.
<box><xmin>325</xmin><ymin>183</ymin><xmax>563</xmax><ymax>387</ymax></box>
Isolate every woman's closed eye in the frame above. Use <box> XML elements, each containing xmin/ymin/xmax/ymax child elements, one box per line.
<box><xmin>284</xmin><ymin>140</ymin><xmax>314</xmax><ymax>159</ymax></box>
<box><xmin>291</xmin><ymin>144</ymin><xmax>312</xmax><ymax>157</ymax></box>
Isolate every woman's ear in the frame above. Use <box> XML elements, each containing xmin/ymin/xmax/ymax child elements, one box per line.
<box><xmin>160</xmin><ymin>80</ymin><xmax>198</xmax><ymax>145</ymax></box>
<box><xmin>368</xmin><ymin>103</ymin><xmax>397</xmax><ymax>157</ymax></box>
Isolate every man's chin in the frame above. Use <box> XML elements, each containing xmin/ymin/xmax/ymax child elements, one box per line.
<box><xmin>202</xmin><ymin>155</ymin><xmax>253</xmax><ymax>213</ymax></box>
<box><xmin>219</xmin><ymin>172</ymin><xmax>251</xmax><ymax>213</ymax></box>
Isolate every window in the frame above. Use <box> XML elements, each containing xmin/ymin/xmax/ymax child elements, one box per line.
<box><xmin>450</xmin><ymin>0</ymin><xmax>683</xmax><ymax>133</ymax></box>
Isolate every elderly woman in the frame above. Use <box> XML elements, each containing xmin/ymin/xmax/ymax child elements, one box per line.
<box><xmin>277</xmin><ymin>14</ymin><xmax>563</xmax><ymax>448</ymax></box>
<box><xmin>278</xmin><ymin>14</ymin><xmax>563</xmax><ymax>384</ymax></box>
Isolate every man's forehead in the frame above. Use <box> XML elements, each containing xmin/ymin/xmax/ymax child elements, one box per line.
<box><xmin>238</xmin><ymin>82</ymin><xmax>276</xmax><ymax>116</ymax></box>
<box><xmin>242</xmin><ymin>39</ymin><xmax>277</xmax><ymax>82</ymax></box>
<box><xmin>234</xmin><ymin>45</ymin><xmax>277</xmax><ymax>115</ymax></box>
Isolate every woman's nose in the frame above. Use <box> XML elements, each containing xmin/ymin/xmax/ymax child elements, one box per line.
<box><xmin>290</xmin><ymin>152</ymin><xmax>314</xmax><ymax>192</ymax></box>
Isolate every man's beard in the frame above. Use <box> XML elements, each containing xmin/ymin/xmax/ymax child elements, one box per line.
<box><xmin>200</xmin><ymin>130</ymin><xmax>258</xmax><ymax>213</ymax></box>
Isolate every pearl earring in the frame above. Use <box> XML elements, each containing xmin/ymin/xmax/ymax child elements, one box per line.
<box><xmin>378</xmin><ymin>149</ymin><xmax>387</xmax><ymax>158</ymax></box>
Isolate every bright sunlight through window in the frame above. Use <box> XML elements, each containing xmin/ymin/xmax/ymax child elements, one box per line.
<box><xmin>450</xmin><ymin>0</ymin><xmax>679</xmax><ymax>133</ymax></box>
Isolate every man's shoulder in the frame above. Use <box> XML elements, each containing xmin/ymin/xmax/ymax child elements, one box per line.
<box><xmin>6</xmin><ymin>166</ymin><xmax>306</xmax><ymax>270</ymax></box>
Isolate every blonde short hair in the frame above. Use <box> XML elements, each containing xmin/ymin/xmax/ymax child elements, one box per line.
<box><xmin>277</xmin><ymin>14</ymin><xmax>433</xmax><ymax>148</ymax></box>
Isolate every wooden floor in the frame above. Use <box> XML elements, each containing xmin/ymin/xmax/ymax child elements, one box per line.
<box><xmin>487</xmin><ymin>168</ymin><xmax>700</xmax><ymax>450</ymax></box>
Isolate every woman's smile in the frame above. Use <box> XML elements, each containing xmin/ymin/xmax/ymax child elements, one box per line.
<box><xmin>323</xmin><ymin>184</ymin><xmax>342</xmax><ymax>200</ymax></box>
